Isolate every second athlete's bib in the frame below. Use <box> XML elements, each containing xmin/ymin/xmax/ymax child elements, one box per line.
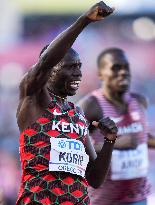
<box><xmin>49</xmin><ymin>138</ymin><xmax>89</xmax><ymax>177</ymax></box>
<box><xmin>111</xmin><ymin>143</ymin><xmax>149</xmax><ymax>180</ymax></box>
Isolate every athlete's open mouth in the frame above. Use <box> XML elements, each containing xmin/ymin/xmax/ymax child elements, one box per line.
<box><xmin>69</xmin><ymin>81</ymin><xmax>81</xmax><ymax>90</ymax></box>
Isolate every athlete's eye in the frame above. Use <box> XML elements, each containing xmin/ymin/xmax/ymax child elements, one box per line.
<box><xmin>112</xmin><ymin>64</ymin><xmax>121</xmax><ymax>72</ymax></box>
<box><xmin>78</xmin><ymin>63</ymin><xmax>82</xmax><ymax>68</ymax></box>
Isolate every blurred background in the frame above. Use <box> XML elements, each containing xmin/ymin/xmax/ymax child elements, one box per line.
<box><xmin>0</xmin><ymin>0</ymin><xmax>155</xmax><ymax>204</ymax></box>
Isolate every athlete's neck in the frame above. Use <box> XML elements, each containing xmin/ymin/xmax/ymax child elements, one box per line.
<box><xmin>102</xmin><ymin>85</ymin><xmax>127</xmax><ymax>107</ymax></box>
<box><xmin>48</xmin><ymin>88</ymin><xmax>67</xmax><ymax>102</ymax></box>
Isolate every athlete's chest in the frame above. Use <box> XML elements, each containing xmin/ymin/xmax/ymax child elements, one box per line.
<box><xmin>21</xmin><ymin>100</ymin><xmax>89</xmax><ymax>147</ymax></box>
<box><xmin>43</xmin><ymin>101</ymin><xmax>88</xmax><ymax>140</ymax></box>
<box><xmin>103</xmin><ymin>100</ymin><xmax>145</xmax><ymax>136</ymax></box>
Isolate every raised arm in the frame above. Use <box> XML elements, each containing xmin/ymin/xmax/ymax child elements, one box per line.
<box><xmin>21</xmin><ymin>2</ymin><xmax>114</xmax><ymax>96</ymax></box>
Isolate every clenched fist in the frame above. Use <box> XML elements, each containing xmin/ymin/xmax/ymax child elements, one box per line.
<box><xmin>83</xmin><ymin>1</ymin><xmax>114</xmax><ymax>22</ymax></box>
<box><xmin>92</xmin><ymin>117</ymin><xmax>118</xmax><ymax>141</ymax></box>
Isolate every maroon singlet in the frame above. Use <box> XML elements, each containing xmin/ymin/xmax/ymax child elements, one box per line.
<box><xmin>88</xmin><ymin>89</ymin><xmax>150</xmax><ymax>205</ymax></box>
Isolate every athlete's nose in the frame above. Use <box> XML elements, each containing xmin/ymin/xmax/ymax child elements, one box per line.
<box><xmin>73</xmin><ymin>68</ymin><xmax>82</xmax><ymax>78</ymax></box>
<box><xmin>118</xmin><ymin>68</ymin><xmax>129</xmax><ymax>78</ymax></box>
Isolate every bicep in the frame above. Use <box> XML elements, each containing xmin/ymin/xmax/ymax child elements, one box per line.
<box><xmin>78</xmin><ymin>96</ymin><xmax>102</xmax><ymax>134</ymax></box>
<box><xmin>23</xmin><ymin>63</ymin><xmax>51</xmax><ymax>96</ymax></box>
<box><xmin>77</xmin><ymin>98</ymin><xmax>92</xmax><ymax>122</ymax></box>
<box><xmin>78</xmin><ymin>96</ymin><xmax>102</xmax><ymax>123</ymax></box>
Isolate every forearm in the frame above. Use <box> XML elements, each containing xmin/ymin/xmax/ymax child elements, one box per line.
<box><xmin>94</xmin><ymin>140</ymin><xmax>135</xmax><ymax>151</ymax></box>
<box><xmin>148</xmin><ymin>133</ymin><xmax>155</xmax><ymax>148</ymax></box>
<box><xmin>114</xmin><ymin>140</ymin><xmax>132</xmax><ymax>150</ymax></box>
<box><xmin>40</xmin><ymin>16</ymin><xmax>90</xmax><ymax>68</ymax></box>
<box><xmin>113</xmin><ymin>136</ymin><xmax>137</xmax><ymax>150</ymax></box>
<box><xmin>86</xmin><ymin>142</ymin><xmax>114</xmax><ymax>188</ymax></box>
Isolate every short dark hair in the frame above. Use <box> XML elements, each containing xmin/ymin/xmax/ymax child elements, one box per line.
<box><xmin>39</xmin><ymin>44</ymin><xmax>49</xmax><ymax>57</ymax></box>
<box><xmin>97</xmin><ymin>48</ymin><xmax>125</xmax><ymax>68</ymax></box>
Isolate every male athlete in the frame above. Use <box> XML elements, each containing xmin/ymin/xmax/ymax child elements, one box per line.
<box><xmin>16</xmin><ymin>2</ymin><xmax>118</xmax><ymax>205</ymax></box>
<box><xmin>78</xmin><ymin>48</ymin><xmax>155</xmax><ymax>205</ymax></box>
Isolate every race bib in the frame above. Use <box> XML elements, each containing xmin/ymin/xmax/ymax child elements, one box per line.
<box><xmin>111</xmin><ymin>143</ymin><xmax>149</xmax><ymax>180</ymax></box>
<box><xmin>49</xmin><ymin>138</ymin><xmax>89</xmax><ymax>177</ymax></box>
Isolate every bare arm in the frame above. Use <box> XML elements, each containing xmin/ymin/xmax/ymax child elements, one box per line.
<box><xmin>21</xmin><ymin>2</ymin><xmax>114</xmax><ymax>96</ymax></box>
<box><xmin>148</xmin><ymin>133</ymin><xmax>155</xmax><ymax>148</ymax></box>
<box><xmin>85</xmin><ymin>118</ymin><xmax>117</xmax><ymax>189</ymax></box>
<box><xmin>94</xmin><ymin>135</ymin><xmax>138</xmax><ymax>152</ymax></box>
<box><xmin>85</xmin><ymin>135</ymin><xmax>114</xmax><ymax>188</ymax></box>
<box><xmin>24</xmin><ymin>18</ymin><xmax>89</xmax><ymax>96</ymax></box>
<box><xmin>113</xmin><ymin>135</ymin><xmax>138</xmax><ymax>150</ymax></box>
<box><xmin>132</xmin><ymin>93</ymin><xmax>155</xmax><ymax>148</ymax></box>
<box><xmin>78</xmin><ymin>95</ymin><xmax>103</xmax><ymax>132</ymax></box>
<box><xmin>78</xmin><ymin>102</ymin><xmax>117</xmax><ymax>188</ymax></box>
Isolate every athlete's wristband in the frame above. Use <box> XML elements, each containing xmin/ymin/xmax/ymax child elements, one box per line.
<box><xmin>104</xmin><ymin>136</ymin><xmax>117</xmax><ymax>144</ymax></box>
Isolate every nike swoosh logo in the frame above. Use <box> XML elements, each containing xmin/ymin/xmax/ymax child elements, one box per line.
<box><xmin>78</xmin><ymin>114</ymin><xmax>87</xmax><ymax>123</ymax></box>
<box><xmin>53</xmin><ymin>109</ymin><xmax>66</xmax><ymax>116</ymax></box>
<box><xmin>53</xmin><ymin>109</ymin><xmax>63</xmax><ymax>116</ymax></box>
<box><xmin>110</xmin><ymin>117</ymin><xmax>123</xmax><ymax>123</ymax></box>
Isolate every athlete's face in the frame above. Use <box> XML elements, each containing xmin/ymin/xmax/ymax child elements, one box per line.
<box><xmin>48</xmin><ymin>51</ymin><xmax>82</xmax><ymax>97</ymax></box>
<box><xmin>98</xmin><ymin>52</ymin><xmax>131</xmax><ymax>93</ymax></box>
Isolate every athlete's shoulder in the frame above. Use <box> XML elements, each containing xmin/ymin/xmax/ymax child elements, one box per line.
<box><xmin>130</xmin><ymin>92</ymin><xmax>148</xmax><ymax>109</ymax></box>
<box><xmin>20</xmin><ymin>65</ymin><xmax>36</xmax><ymax>82</ymax></box>
<box><xmin>75</xmin><ymin>105</ymin><xmax>84</xmax><ymax>115</ymax></box>
<box><xmin>77</xmin><ymin>92</ymin><xmax>99</xmax><ymax>108</ymax></box>
<box><xmin>77</xmin><ymin>91</ymin><xmax>103</xmax><ymax>122</ymax></box>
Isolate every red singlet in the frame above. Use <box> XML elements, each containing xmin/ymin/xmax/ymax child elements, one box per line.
<box><xmin>16</xmin><ymin>96</ymin><xmax>90</xmax><ymax>205</ymax></box>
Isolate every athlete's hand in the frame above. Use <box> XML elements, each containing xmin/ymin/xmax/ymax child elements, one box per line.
<box><xmin>83</xmin><ymin>1</ymin><xmax>114</xmax><ymax>22</ymax></box>
<box><xmin>92</xmin><ymin>117</ymin><xmax>118</xmax><ymax>141</ymax></box>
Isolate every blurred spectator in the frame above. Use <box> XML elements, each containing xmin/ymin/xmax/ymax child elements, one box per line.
<box><xmin>0</xmin><ymin>151</ymin><xmax>20</xmax><ymax>205</ymax></box>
